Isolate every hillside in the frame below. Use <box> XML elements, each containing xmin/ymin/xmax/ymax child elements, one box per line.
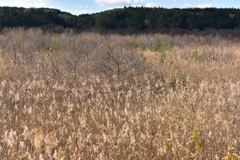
<box><xmin>1</xmin><ymin>6</ymin><xmax>240</xmax><ymax>32</ymax></box>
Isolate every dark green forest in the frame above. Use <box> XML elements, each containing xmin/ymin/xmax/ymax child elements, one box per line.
<box><xmin>1</xmin><ymin>6</ymin><xmax>240</xmax><ymax>32</ymax></box>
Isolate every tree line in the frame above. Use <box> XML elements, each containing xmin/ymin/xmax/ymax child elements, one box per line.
<box><xmin>1</xmin><ymin>6</ymin><xmax>240</xmax><ymax>31</ymax></box>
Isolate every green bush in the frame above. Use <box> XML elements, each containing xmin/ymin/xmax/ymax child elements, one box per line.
<box><xmin>125</xmin><ymin>40</ymin><xmax>139</xmax><ymax>49</ymax></box>
<box><xmin>154</xmin><ymin>41</ymin><xmax>174</xmax><ymax>52</ymax></box>
<box><xmin>191</xmin><ymin>49</ymin><xmax>200</xmax><ymax>61</ymax></box>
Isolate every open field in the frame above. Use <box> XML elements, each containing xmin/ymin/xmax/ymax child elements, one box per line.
<box><xmin>0</xmin><ymin>28</ymin><xmax>239</xmax><ymax>159</ymax></box>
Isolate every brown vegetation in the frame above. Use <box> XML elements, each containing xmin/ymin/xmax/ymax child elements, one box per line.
<box><xmin>0</xmin><ymin>28</ymin><xmax>239</xmax><ymax>159</ymax></box>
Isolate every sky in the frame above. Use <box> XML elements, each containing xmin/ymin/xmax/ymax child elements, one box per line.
<box><xmin>0</xmin><ymin>0</ymin><xmax>239</xmax><ymax>15</ymax></box>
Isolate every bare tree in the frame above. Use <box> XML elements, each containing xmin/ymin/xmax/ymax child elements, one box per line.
<box><xmin>93</xmin><ymin>40</ymin><xmax>151</xmax><ymax>78</ymax></box>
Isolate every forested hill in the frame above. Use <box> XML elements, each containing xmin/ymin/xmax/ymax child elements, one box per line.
<box><xmin>1</xmin><ymin>6</ymin><xmax>240</xmax><ymax>32</ymax></box>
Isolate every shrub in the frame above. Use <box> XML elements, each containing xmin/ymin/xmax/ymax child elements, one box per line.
<box><xmin>154</xmin><ymin>41</ymin><xmax>174</xmax><ymax>52</ymax></box>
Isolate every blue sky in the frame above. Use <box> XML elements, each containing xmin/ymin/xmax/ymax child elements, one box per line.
<box><xmin>0</xmin><ymin>0</ymin><xmax>239</xmax><ymax>15</ymax></box>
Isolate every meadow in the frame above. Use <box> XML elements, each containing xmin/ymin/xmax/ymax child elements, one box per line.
<box><xmin>0</xmin><ymin>28</ymin><xmax>239</xmax><ymax>159</ymax></box>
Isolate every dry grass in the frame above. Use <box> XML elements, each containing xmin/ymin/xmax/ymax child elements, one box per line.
<box><xmin>0</xmin><ymin>28</ymin><xmax>239</xmax><ymax>159</ymax></box>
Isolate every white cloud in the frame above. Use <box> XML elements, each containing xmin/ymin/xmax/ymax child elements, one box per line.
<box><xmin>0</xmin><ymin>0</ymin><xmax>58</xmax><ymax>8</ymax></box>
<box><xmin>72</xmin><ymin>5</ymin><xmax>93</xmax><ymax>15</ymax></box>
<box><xmin>196</xmin><ymin>4</ymin><xmax>213</xmax><ymax>8</ymax></box>
<box><xmin>65</xmin><ymin>9</ymin><xmax>92</xmax><ymax>15</ymax></box>
<box><xmin>181</xmin><ymin>3</ymin><xmax>192</xmax><ymax>8</ymax></box>
<box><xmin>73</xmin><ymin>5</ymin><xmax>85</xmax><ymax>9</ymax></box>
<box><xmin>94</xmin><ymin>0</ymin><xmax>144</xmax><ymax>7</ymax></box>
<box><xmin>174</xmin><ymin>0</ymin><xmax>186</xmax><ymax>2</ymax></box>
<box><xmin>181</xmin><ymin>3</ymin><xmax>213</xmax><ymax>8</ymax></box>
<box><xmin>145</xmin><ymin>2</ymin><xmax>155</xmax><ymax>7</ymax></box>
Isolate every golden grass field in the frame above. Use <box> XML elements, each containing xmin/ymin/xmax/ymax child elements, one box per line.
<box><xmin>0</xmin><ymin>28</ymin><xmax>239</xmax><ymax>159</ymax></box>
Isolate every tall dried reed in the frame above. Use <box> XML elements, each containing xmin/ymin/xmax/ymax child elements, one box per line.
<box><xmin>0</xmin><ymin>28</ymin><xmax>239</xmax><ymax>159</ymax></box>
